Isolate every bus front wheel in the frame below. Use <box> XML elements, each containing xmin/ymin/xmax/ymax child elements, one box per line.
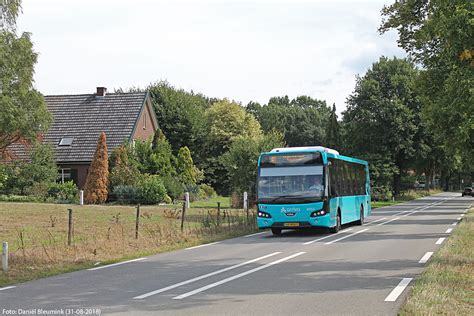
<box><xmin>271</xmin><ymin>228</ymin><xmax>282</xmax><ymax>236</ymax></box>
<box><xmin>329</xmin><ymin>212</ymin><xmax>341</xmax><ymax>233</ymax></box>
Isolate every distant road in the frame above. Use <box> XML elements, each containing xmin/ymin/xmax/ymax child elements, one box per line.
<box><xmin>0</xmin><ymin>192</ymin><xmax>471</xmax><ymax>316</ymax></box>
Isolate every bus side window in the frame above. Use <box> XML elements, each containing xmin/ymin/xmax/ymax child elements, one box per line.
<box><xmin>329</xmin><ymin>160</ymin><xmax>337</xmax><ymax>196</ymax></box>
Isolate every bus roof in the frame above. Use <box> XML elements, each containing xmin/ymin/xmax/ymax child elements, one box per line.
<box><xmin>262</xmin><ymin>146</ymin><xmax>368</xmax><ymax>165</ymax></box>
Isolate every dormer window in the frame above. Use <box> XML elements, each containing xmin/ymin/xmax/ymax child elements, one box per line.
<box><xmin>59</xmin><ymin>137</ymin><xmax>74</xmax><ymax>146</ymax></box>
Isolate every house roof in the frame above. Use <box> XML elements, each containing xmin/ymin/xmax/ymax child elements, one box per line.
<box><xmin>39</xmin><ymin>91</ymin><xmax>150</xmax><ymax>163</ymax></box>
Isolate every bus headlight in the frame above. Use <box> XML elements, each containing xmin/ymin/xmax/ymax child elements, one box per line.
<box><xmin>257</xmin><ymin>211</ymin><xmax>272</xmax><ymax>218</ymax></box>
<box><xmin>310</xmin><ymin>210</ymin><xmax>327</xmax><ymax>217</ymax></box>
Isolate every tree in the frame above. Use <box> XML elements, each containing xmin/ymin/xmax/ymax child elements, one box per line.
<box><xmin>342</xmin><ymin>57</ymin><xmax>421</xmax><ymax>195</ymax></box>
<box><xmin>203</xmin><ymin>99</ymin><xmax>262</xmax><ymax>194</ymax></box>
<box><xmin>176</xmin><ymin>146</ymin><xmax>203</xmax><ymax>185</ymax></box>
<box><xmin>380</xmin><ymin>0</ymin><xmax>474</xmax><ymax>168</ymax></box>
<box><xmin>0</xmin><ymin>0</ymin><xmax>52</xmax><ymax>157</ymax></box>
<box><xmin>325</xmin><ymin>103</ymin><xmax>341</xmax><ymax>150</ymax></box>
<box><xmin>84</xmin><ymin>132</ymin><xmax>109</xmax><ymax>204</ymax></box>
<box><xmin>109</xmin><ymin>144</ymin><xmax>140</xmax><ymax>187</ymax></box>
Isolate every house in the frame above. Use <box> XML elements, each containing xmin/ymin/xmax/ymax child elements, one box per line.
<box><xmin>16</xmin><ymin>87</ymin><xmax>158</xmax><ymax>188</ymax></box>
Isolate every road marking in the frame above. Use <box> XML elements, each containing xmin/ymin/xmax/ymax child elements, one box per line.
<box><xmin>456</xmin><ymin>217</ymin><xmax>462</xmax><ymax>220</ymax></box>
<box><xmin>435</xmin><ymin>238</ymin><xmax>445</xmax><ymax>245</ymax></box>
<box><xmin>186</xmin><ymin>242</ymin><xmax>219</xmax><ymax>250</ymax></box>
<box><xmin>0</xmin><ymin>286</ymin><xmax>15</xmax><ymax>291</ymax></box>
<box><xmin>172</xmin><ymin>252</ymin><xmax>306</xmax><ymax>300</ymax></box>
<box><xmin>384</xmin><ymin>278</ymin><xmax>413</xmax><ymax>302</ymax></box>
<box><xmin>460</xmin><ymin>214</ymin><xmax>465</xmax><ymax>218</ymax></box>
<box><xmin>302</xmin><ymin>229</ymin><xmax>353</xmax><ymax>245</ymax></box>
<box><xmin>365</xmin><ymin>217</ymin><xmax>387</xmax><ymax>225</ymax></box>
<box><xmin>134</xmin><ymin>252</ymin><xmax>281</xmax><ymax>299</ymax></box>
<box><xmin>88</xmin><ymin>258</ymin><xmax>146</xmax><ymax>271</ymax></box>
<box><xmin>452</xmin><ymin>222</ymin><xmax>457</xmax><ymax>226</ymax></box>
<box><xmin>418</xmin><ymin>252</ymin><xmax>433</xmax><ymax>264</ymax></box>
<box><xmin>376</xmin><ymin>217</ymin><xmax>400</xmax><ymax>226</ymax></box>
<box><xmin>445</xmin><ymin>228</ymin><xmax>453</xmax><ymax>233</ymax></box>
<box><xmin>324</xmin><ymin>229</ymin><xmax>369</xmax><ymax>245</ymax></box>
<box><xmin>243</xmin><ymin>232</ymin><xmax>267</xmax><ymax>238</ymax></box>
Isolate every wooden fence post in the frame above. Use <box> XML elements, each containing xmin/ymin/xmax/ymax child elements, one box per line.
<box><xmin>67</xmin><ymin>208</ymin><xmax>73</xmax><ymax>246</ymax></box>
<box><xmin>135</xmin><ymin>204</ymin><xmax>140</xmax><ymax>239</ymax></box>
<box><xmin>217</xmin><ymin>202</ymin><xmax>221</xmax><ymax>226</ymax></box>
<box><xmin>181</xmin><ymin>202</ymin><xmax>186</xmax><ymax>232</ymax></box>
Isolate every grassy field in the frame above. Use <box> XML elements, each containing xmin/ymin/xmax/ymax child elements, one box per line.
<box><xmin>0</xmin><ymin>201</ymin><xmax>256</xmax><ymax>286</ymax></box>
<box><xmin>400</xmin><ymin>207</ymin><xmax>473</xmax><ymax>315</ymax></box>
<box><xmin>191</xmin><ymin>196</ymin><xmax>231</xmax><ymax>208</ymax></box>
<box><xmin>371</xmin><ymin>189</ymin><xmax>443</xmax><ymax>209</ymax></box>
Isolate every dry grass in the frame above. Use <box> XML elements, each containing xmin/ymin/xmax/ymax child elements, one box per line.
<box><xmin>400</xmin><ymin>207</ymin><xmax>474</xmax><ymax>315</ymax></box>
<box><xmin>0</xmin><ymin>202</ymin><xmax>256</xmax><ymax>286</ymax></box>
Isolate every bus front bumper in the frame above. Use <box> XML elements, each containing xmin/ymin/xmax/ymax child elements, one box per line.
<box><xmin>257</xmin><ymin>215</ymin><xmax>333</xmax><ymax>229</ymax></box>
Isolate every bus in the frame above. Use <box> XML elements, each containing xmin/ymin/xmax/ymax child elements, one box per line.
<box><xmin>256</xmin><ymin>146</ymin><xmax>371</xmax><ymax>235</ymax></box>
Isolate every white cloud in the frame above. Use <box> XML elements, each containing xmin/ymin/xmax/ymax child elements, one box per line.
<box><xmin>17</xmin><ymin>0</ymin><xmax>405</xmax><ymax>114</ymax></box>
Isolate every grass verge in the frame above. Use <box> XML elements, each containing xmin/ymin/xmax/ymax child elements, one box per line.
<box><xmin>371</xmin><ymin>189</ymin><xmax>443</xmax><ymax>209</ymax></box>
<box><xmin>400</xmin><ymin>207</ymin><xmax>473</xmax><ymax>315</ymax></box>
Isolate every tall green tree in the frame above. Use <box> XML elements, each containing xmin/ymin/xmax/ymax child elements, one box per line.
<box><xmin>0</xmin><ymin>0</ymin><xmax>51</xmax><ymax>157</ymax></box>
<box><xmin>380</xmin><ymin>0</ymin><xmax>474</xmax><ymax>169</ymax></box>
<box><xmin>176</xmin><ymin>146</ymin><xmax>203</xmax><ymax>185</ymax></box>
<box><xmin>325</xmin><ymin>103</ymin><xmax>341</xmax><ymax>150</ymax></box>
<box><xmin>343</xmin><ymin>57</ymin><xmax>421</xmax><ymax>195</ymax></box>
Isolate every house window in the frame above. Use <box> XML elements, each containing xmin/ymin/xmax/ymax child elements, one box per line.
<box><xmin>58</xmin><ymin>168</ymin><xmax>78</xmax><ymax>184</ymax></box>
<box><xmin>59</xmin><ymin>137</ymin><xmax>74</xmax><ymax>146</ymax></box>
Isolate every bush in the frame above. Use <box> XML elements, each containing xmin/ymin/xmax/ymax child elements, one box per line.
<box><xmin>137</xmin><ymin>175</ymin><xmax>167</xmax><ymax>204</ymax></box>
<box><xmin>46</xmin><ymin>181</ymin><xmax>78</xmax><ymax>203</ymax></box>
<box><xmin>162</xmin><ymin>176</ymin><xmax>184</xmax><ymax>202</ymax></box>
<box><xmin>372</xmin><ymin>186</ymin><xmax>393</xmax><ymax>201</ymax></box>
<box><xmin>199</xmin><ymin>184</ymin><xmax>216</xmax><ymax>199</ymax></box>
<box><xmin>112</xmin><ymin>185</ymin><xmax>140</xmax><ymax>204</ymax></box>
<box><xmin>163</xmin><ymin>194</ymin><xmax>172</xmax><ymax>204</ymax></box>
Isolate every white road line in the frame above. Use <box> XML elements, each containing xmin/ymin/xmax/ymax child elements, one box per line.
<box><xmin>445</xmin><ymin>228</ymin><xmax>453</xmax><ymax>234</ymax></box>
<box><xmin>365</xmin><ymin>217</ymin><xmax>387</xmax><ymax>225</ymax></box>
<box><xmin>243</xmin><ymin>232</ymin><xmax>267</xmax><ymax>238</ymax></box>
<box><xmin>418</xmin><ymin>252</ymin><xmax>433</xmax><ymax>264</ymax></box>
<box><xmin>302</xmin><ymin>229</ymin><xmax>353</xmax><ymax>245</ymax></box>
<box><xmin>384</xmin><ymin>278</ymin><xmax>413</xmax><ymax>302</ymax></box>
<box><xmin>186</xmin><ymin>241</ymin><xmax>219</xmax><ymax>250</ymax></box>
<box><xmin>457</xmin><ymin>217</ymin><xmax>462</xmax><ymax>220</ymax></box>
<box><xmin>324</xmin><ymin>229</ymin><xmax>369</xmax><ymax>245</ymax></box>
<box><xmin>172</xmin><ymin>252</ymin><xmax>306</xmax><ymax>300</ymax></box>
<box><xmin>0</xmin><ymin>286</ymin><xmax>16</xmax><ymax>291</ymax></box>
<box><xmin>134</xmin><ymin>252</ymin><xmax>281</xmax><ymax>299</ymax></box>
<box><xmin>460</xmin><ymin>214</ymin><xmax>465</xmax><ymax>218</ymax></box>
<box><xmin>88</xmin><ymin>258</ymin><xmax>146</xmax><ymax>271</ymax></box>
<box><xmin>452</xmin><ymin>222</ymin><xmax>457</xmax><ymax>226</ymax></box>
<box><xmin>376</xmin><ymin>217</ymin><xmax>400</xmax><ymax>227</ymax></box>
<box><xmin>435</xmin><ymin>238</ymin><xmax>445</xmax><ymax>245</ymax></box>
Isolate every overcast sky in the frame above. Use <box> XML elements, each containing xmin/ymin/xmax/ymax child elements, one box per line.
<box><xmin>17</xmin><ymin>0</ymin><xmax>405</xmax><ymax>114</ymax></box>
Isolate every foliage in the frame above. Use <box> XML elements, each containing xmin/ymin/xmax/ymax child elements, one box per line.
<box><xmin>176</xmin><ymin>146</ymin><xmax>203</xmax><ymax>185</ymax></box>
<box><xmin>342</xmin><ymin>57</ymin><xmax>421</xmax><ymax>194</ymax></box>
<box><xmin>111</xmin><ymin>185</ymin><xmax>139</xmax><ymax>204</ymax></box>
<box><xmin>380</xmin><ymin>0</ymin><xmax>474</xmax><ymax>170</ymax></box>
<box><xmin>136</xmin><ymin>174</ymin><xmax>167</xmax><ymax>204</ymax></box>
<box><xmin>247</xmin><ymin>95</ymin><xmax>331</xmax><ymax>147</ymax></box>
<box><xmin>0</xmin><ymin>0</ymin><xmax>22</xmax><ymax>31</ymax></box>
<box><xmin>47</xmin><ymin>181</ymin><xmax>78</xmax><ymax>203</ymax></box>
<box><xmin>325</xmin><ymin>103</ymin><xmax>341</xmax><ymax>150</ymax></box>
<box><xmin>109</xmin><ymin>143</ymin><xmax>140</xmax><ymax>187</ymax></box>
<box><xmin>199</xmin><ymin>184</ymin><xmax>216</xmax><ymax>199</ymax></box>
<box><xmin>221</xmin><ymin>130</ymin><xmax>285</xmax><ymax>194</ymax></box>
<box><xmin>84</xmin><ymin>132</ymin><xmax>109</xmax><ymax>204</ymax></box>
<box><xmin>162</xmin><ymin>176</ymin><xmax>184</xmax><ymax>202</ymax></box>
<box><xmin>0</xmin><ymin>8</ymin><xmax>52</xmax><ymax>157</ymax></box>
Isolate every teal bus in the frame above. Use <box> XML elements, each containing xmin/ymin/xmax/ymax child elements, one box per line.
<box><xmin>256</xmin><ymin>146</ymin><xmax>371</xmax><ymax>235</ymax></box>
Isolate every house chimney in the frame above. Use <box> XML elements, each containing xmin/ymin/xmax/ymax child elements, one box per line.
<box><xmin>96</xmin><ymin>87</ymin><xmax>107</xmax><ymax>97</ymax></box>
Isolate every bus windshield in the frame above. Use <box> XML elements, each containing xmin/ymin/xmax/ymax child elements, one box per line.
<box><xmin>258</xmin><ymin>165</ymin><xmax>324</xmax><ymax>204</ymax></box>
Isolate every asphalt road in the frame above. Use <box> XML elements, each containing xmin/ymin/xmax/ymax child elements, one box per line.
<box><xmin>0</xmin><ymin>192</ymin><xmax>471</xmax><ymax>316</ymax></box>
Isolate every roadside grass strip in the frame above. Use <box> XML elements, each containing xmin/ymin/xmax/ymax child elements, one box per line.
<box><xmin>185</xmin><ymin>242</ymin><xmax>220</xmax><ymax>250</ymax></box>
<box><xmin>401</xmin><ymin>208</ymin><xmax>473</xmax><ymax>315</ymax></box>
<box><xmin>133</xmin><ymin>252</ymin><xmax>281</xmax><ymax>299</ymax></box>
<box><xmin>324</xmin><ymin>229</ymin><xmax>369</xmax><ymax>245</ymax></box>
<box><xmin>88</xmin><ymin>258</ymin><xmax>146</xmax><ymax>271</ymax></box>
<box><xmin>302</xmin><ymin>228</ymin><xmax>353</xmax><ymax>245</ymax></box>
<box><xmin>0</xmin><ymin>286</ymin><xmax>15</xmax><ymax>291</ymax></box>
<box><xmin>384</xmin><ymin>278</ymin><xmax>413</xmax><ymax>302</ymax></box>
<box><xmin>172</xmin><ymin>252</ymin><xmax>306</xmax><ymax>299</ymax></box>
<box><xmin>418</xmin><ymin>252</ymin><xmax>433</xmax><ymax>264</ymax></box>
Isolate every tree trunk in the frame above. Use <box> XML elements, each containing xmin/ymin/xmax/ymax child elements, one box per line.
<box><xmin>393</xmin><ymin>173</ymin><xmax>401</xmax><ymax>197</ymax></box>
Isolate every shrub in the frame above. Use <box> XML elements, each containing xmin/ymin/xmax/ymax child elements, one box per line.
<box><xmin>162</xmin><ymin>176</ymin><xmax>184</xmax><ymax>202</ymax></box>
<box><xmin>84</xmin><ymin>132</ymin><xmax>109</xmax><ymax>204</ymax></box>
<box><xmin>112</xmin><ymin>185</ymin><xmax>139</xmax><ymax>204</ymax></box>
<box><xmin>199</xmin><ymin>184</ymin><xmax>216</xmax><ymax>199</ymax></box>
<box><xmin>48</xmin><ymin>181</ymin><xmax>78</xmax><ymax>203</ymax></box>
<box><xmin>163</xmin><ymin>194</ymin><xmax>172</xmax><ymax>204</ymax></box>
<box><xmin>137</xmin><ymin>174</ymin><xmax>167</xmax><ymax>204</ymax></box>
<box><xmin>372</xmin><ymin>186</ymin><xmax>393</xmax><ymax>201</ymax></box>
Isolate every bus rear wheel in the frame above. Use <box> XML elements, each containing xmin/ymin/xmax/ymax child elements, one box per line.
<box><xmin>271</xmin><ymin>228</ymin><xmax>282</xmax><ymax>236</ymax></box>
<box><xmin>329</xmin><ymin>212</ymin><xmax>341</xmax><ymax>233</ymax></box>
<box><xmin>357</xmin><ymin>205</ymin><xmax>364</xmax><ymax>225</ymax></box>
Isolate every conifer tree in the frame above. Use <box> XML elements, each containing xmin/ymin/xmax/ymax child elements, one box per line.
<box><xmin>326</xmin><ymin>103</ymin><xmax>341</xmax><ymax>150</ymax></box>
<box><xmin>84</xmin><ymin>132</ymin><xmax>109</xmax><ymax>204</ymax></box>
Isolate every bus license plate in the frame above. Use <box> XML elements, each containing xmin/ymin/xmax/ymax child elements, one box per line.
<box><xmin>284</xmin><ymin>222</ymin><xmax>300</xmax><ymax>227</ymax></box>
